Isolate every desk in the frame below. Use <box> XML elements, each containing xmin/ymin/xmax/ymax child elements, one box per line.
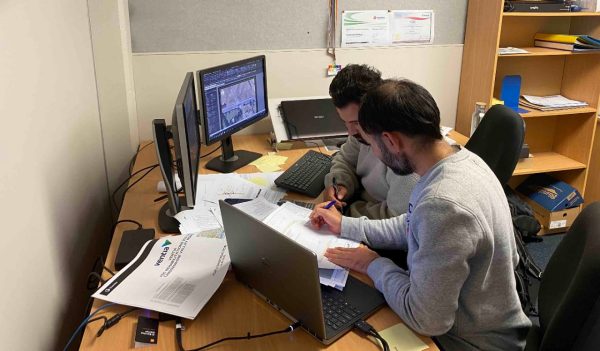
<box><xmin>79</xmin><ymin>134</ymin><xmax>438</xmax><ymax>351</ymax></box>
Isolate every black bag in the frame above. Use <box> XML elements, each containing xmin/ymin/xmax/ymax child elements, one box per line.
<box><xmin>504</xmin><ymin>186</ymin><xmax>543</xmax><ymax>315</ymax></box>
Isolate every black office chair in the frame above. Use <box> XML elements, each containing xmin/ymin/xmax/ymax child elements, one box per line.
<box><xmin>525</xmin><ymin>202</ymin><xmax>600</xmax><ymax>350</ymax></box>
<box><xmin>465</xmin><ymin>104</ymin><xmax>543</xmax><ymax>310</ymax></box>
<box><xmin>465</xmin><ymin>104</ymin><xmax>525</xmax><ymax>184</ymax></box>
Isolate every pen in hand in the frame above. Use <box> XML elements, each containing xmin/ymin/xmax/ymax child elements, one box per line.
<box><xmin>324</xmin><ymin>200</ymin><xmax>337</xmax><ymax>209</ymax></box>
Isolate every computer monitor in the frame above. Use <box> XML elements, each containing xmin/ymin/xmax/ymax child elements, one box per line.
<box><xmin>153</xmin><ymin>119</ymin><xmax>180</xmax><ymax>233</ymax></box>
<box><xmin>197</xmin><ymin>55</ymin><xmax>269</xmax><ymax>173</ymax></box>
<box><xmin>171</xmin><ymin>72</ymin><xmax>201</xmax><ymax>209</ymax></box>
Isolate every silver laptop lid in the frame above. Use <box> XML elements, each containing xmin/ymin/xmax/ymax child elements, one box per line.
<box><xmin>219</xmin><ymin>200</ymin><xmax>327</xmax><ymax>340</ymax></box>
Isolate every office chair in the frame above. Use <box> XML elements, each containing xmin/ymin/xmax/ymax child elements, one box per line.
<box><xmin>525</xmin><ymin>202</ymin><xmax>600</xmax><ymax>350</ymax></box>
<box><xmin>465</xmin><ymin>104</ymin><xmax>525</xmax><ymax>185</ymax></box>
<box><xmin>464</xmin><ymin>104</ymin><xmax>543</xmax><ymax>311</ymax></box>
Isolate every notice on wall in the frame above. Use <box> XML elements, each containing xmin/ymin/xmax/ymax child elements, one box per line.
<box><xmin>341</xmin><ymin>10</ymin><xmax>434</xmax><ymax>48</ymax></box>
<box><xmin>390</xmin><ymin>10</ymin><xmax>434</xmax><ymax>44</ymax></box>
<box><xmin>341</xmin><ymin>10</ymin><xmax>390</xmax><ymax>47</ymax></box>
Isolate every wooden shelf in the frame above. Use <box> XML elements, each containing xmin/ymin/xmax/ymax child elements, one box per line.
<box><xmin>498</xmin><ymin>47</ymin><xmax>600</xmax><ymax>57</ymax></box>
<box><xmin>518</xmin><ymin>106</ymin><xmax>597</xmax><ymax>117</ymax></box>
<box><xmin>514</xmin><ymin>152</ymin><xmax>586</xmax><ymax>175</ymax></box>
<box><xmin>503</xmin><ymin>12</ymin><xmax>600</xmax><ymax>17</ymax></box>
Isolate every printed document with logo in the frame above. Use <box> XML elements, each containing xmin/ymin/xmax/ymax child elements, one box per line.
<box><xmin>92</xmin><ymin>234</ymin><xmax>230</xmax><ymax>319</ymax></box>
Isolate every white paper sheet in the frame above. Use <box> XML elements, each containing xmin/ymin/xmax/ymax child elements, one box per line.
<box><xmin>263</xmin><ymin>203</ymin><xmax>359</xmax><ymax>270</ymax></box>
<box><xmin>390</xmin><ymin>10</ymin><xmax>434</xmax><ymax>44</ymax></box>
<box><xmin>93</xmin><ymin>234</ymin><xmax>230</xmax><ymax>319</ymax></box>
<box><xmin>233</xmin><ymin>197</ymin><xmax>280</xmax><ymax>222</ymax></box>
<box><xmin>342</xmin><ymin>10</ymin><xmax>391</xmax><ymax>47</ymax></box>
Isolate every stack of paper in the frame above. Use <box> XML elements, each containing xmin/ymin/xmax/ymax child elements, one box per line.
<box><xmin>534</xmin><ymin>33</ymin><xmax>600</xmax><ymax>52</ymax></box>
<box><xmin>263</xmin><ymin>202</ymin><xmax>359</xmax><ymax>290</ymax></box>
<box><xmin>176</xmin><ymin>172</ymin><xmax>286</xmax><ymax>235</ymax></box>
<box><xmin>520</xmin><ymin>95</ymin><xmax>588</xmax><ymax>111</ymax></box>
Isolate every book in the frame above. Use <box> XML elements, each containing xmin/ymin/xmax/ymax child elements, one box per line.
<box><xmin>534</xmin><ymin>39</ymin><xmax>600</xmax><ymax>51</ymax></box>
<box><xmin>534</xmin><ymin>33</ymin><xmax>600</xmax><ymax>47</ymax></box>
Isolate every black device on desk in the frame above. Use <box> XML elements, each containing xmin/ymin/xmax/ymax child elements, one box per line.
<box><xmin>274</xmin><ymin>150</ymin><xmax>332</xmax><ymax>198</ymax></box>
<box><xmin>280</xmin><ymin>98</ymin><xmax>347</xmax><ymax>140</ymax></box>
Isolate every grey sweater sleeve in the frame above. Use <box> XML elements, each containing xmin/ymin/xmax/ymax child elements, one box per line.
<box><xmin>340</xmin><ymin>214</ymin><xmax>408</xmax><ymax>251</ymax></box>
<box><xmin>324</xmin><ymin>136</ymin><xmax>361</xmax><ymax>197</ymax></box>
<box><xmin>366</xmin><ymin>198</ymin><xmax>478</xmax><ymax>336</ymax></box>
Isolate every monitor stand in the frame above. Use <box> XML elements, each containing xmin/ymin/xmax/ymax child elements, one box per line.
<box><xmin>205</xmin><ymin>136</ymin><xmax>262</xmax><ymax>173</ymax></box>
<box><xmin>158</xmin><ymin>197</ymin><xmax>183</xmax><ymax>234</ymax></box>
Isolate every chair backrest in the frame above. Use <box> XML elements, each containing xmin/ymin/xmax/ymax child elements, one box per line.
<box><xmin>465</xmin><ymin>104</ymin><xmax>525</xmax><ymax>184</ymax></box>
<box><xmin>537</xmin><ymin>202</ymin><xmax>600</xmax><ymax>350</ymax></box>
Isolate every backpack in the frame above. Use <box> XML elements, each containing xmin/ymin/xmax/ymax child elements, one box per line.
<box><xmin>504</xmin><ymin>186</ymin><xmax>543</xmax><ymax>315</ymax></box>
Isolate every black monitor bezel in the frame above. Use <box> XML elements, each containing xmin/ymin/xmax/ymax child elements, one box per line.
<box><xmin>171</xmin><ymin>72</ymin><xmax>200</xmax><ymax>209</ymax></box>
<box><xmin>196</xmin><ymin>55</ymin><xmax>269</xmax><ymax>146</ymax></box>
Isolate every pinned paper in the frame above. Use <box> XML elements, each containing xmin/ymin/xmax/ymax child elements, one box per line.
<box><xmin>249</xmin><ymin>153</ymin><xmax>288</xmax><ymax>172</ymax></box>
<box><xmin>377</xmin><ymin>323</ymin><xmax>428</xmax><ymax>351</ymax></box>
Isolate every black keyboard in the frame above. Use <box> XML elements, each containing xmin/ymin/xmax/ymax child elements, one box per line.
<box><xmin>321</xmin><ymin>288</ymin><xmax>362</xmax><ymax>331</ymax></box>
<box><xmin>274</xmin><ymin>150</ymin><xmax>332</xmax><ymax>198</ymax></box>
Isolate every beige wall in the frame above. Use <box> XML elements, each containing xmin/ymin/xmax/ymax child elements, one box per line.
<box><xmin>132</xmin><ymin>45</ymin><xmax>464</xmax><ymax>141</ymax></box>
<box><xmin>0</xmin><ymin>1</ymin><xmax>111</xmax><ymax>350</ymax></box>
<box><xmin>88</xmin><ymin>0</ymin><xmax>137</xmax><ymax>204</ymax></box>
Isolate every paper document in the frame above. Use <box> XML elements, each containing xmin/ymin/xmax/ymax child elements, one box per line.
<box><xmin>93</xmin><ymin>234</ymin><xmax>230</xmax><ymax>319</ymax></box>
<box><xmin>263</xmin><ymin>202</ymin><xmax>359</xmax><ymax>270</ymax></box>
<box><xmin>342</xmin><ymin>10</ymin><xmax>391</xmax><ymax>47</ymax></box>
<box><xmin>499</xmin><ymin>47</ymin><xmax>530</xmax><ymax>55</ymax></box>
<box><xmin>377</xmin><ymin>323</ymin><xmax>428</xmax><ymax>351</ymax></box>
<box><xmin>233</xmin><ymin>197</ymin><xmax>280</xmax><ymax>222</ymax></box>
<box><xmin>249</xmin><ymin>153</ymin><xmax>288</xmax><ymax>172</ymax></box>
<box><xmin>520</xmin><ymin>94</ymin><xmax>587</xmax><ymax>111</ymax></box>
<box><xmin>195</xmin><ymin>173</ymin><xmax>285</xmax><ymax>206</ymax></box>
<box><xmin>390</xmin><ymin>10</ymin><xmax>434</xmax><ymax>44</ymax></box>
<box><xmin>175</xmin><ymin>205</ymin><xmax>223</xmax><ymax>236</ymax></box>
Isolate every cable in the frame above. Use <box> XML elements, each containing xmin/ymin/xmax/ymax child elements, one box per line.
<box><xmin>111</xmin><ymin>219</ymin><xmax>143</xmax><ymax>234</ymax></box>
<box><xmin>112</xmin><ymin>163</ymin><xmax>159</xmax><ymax>211</ymax></box>
<box><xmin>62</xmin><ymin>303</ymin><xmax>116</xmax><ymax>351</ymax></box>
<box><xmin>175</xmin><ymin>318</ymin><xmax>301</xmax><ymax>351</ymax></box>
<box><xmin>354</xmin><ymin>320</ymin><xmax>390</xmax><ymax>351</ymax></box>
<box><xmin>200</xmin><ymin>142</ymin><xmax>222</xmax><ymax>159</ymax></box>
<box><xmin>96</xmin><ymin>307</ymin><xmax>140</xmax><ymax>337</ymax></box>
<box><xmin>303</xmin><ymin>140</ymin><xmax>324</xmax><ymax>154</ymax></box>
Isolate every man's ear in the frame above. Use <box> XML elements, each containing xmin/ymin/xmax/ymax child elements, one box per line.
<box><xmin>381</xmin><ymin>131</ymin><xmax>403</xmax><ymax>154</ymax></box>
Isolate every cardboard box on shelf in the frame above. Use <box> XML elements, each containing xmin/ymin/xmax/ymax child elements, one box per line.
<box><xmin>517</xmin><ymin>173</ymin><xmax>584</xmax><ymax>235</ymax></box>
<box><xmin>523</xmin><ymin>197</ymin><xmax>580</xmax><ymax>235</ymax></box>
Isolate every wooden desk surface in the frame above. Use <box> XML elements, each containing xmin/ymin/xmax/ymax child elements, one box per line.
<box><xmin>79</xmin><ymin>134</ymin><xmax>438</xmax><ymax>351</ymax></box>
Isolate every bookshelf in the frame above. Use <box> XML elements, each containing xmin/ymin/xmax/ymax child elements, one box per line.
<box><xmin>456</xmin><ymin>0</ymin><xmax>600</xmax><ymax>202</ymax></box>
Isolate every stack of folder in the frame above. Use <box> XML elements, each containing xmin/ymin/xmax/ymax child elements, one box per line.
<box><xmin>519</xmin><ymin>94</ymin><xmax>588</xmax><ymax>111</ymax></box>
<box><xmin>534</xmin><ymin>33</ymin><xmax>600</xmax><ymax>52</ymax></box>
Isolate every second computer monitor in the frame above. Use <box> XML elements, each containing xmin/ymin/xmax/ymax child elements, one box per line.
<box><xmin>172</xmin><ymin>72</ymin><xmax>201</xmax><ymax>209</ymax></box>
<box><xmin>197</xmin><ymin>55</ymin><xmax>269</xmax><ymax>173</ymax></box>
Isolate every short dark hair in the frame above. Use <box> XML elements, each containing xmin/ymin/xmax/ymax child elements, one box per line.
<box><xmin>329</xmin><ymin>64</ymin><xmax>382</xmax><ymax>108</ymax></box>
<box><xmin>359</xmin><ymin>79</ymin><xmax>442</xmax><ymax>141</ymax></box>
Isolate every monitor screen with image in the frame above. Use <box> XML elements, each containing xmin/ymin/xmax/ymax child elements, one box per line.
<box><xmin>197</xmin><ymin>55</ymin><xmax>269</xmax><ymax>173</ymax></box>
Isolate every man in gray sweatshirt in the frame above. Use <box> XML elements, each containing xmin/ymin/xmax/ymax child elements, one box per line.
<box><xmin>324</xmin><ymin>64</ymin><xmax>417</xmax><ymax>219</ymax></box>
<box><xmin>310</xmin><ymin>79</ymin><xmax>531</xmax><ymax>350</ymax></box>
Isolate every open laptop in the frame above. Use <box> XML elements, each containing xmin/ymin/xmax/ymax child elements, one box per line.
<box><xmin>280</xmin><ymin>98</ymin><xmax>348</xmax><ymax>140</ymax></box>
<box><xmin>219</xmin><ymin>200</ymin><xmax>386</xmax><ymax>344</ymax></box>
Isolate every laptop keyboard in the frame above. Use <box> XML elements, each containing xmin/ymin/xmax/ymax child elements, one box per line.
<box><xmin>321</xmin><ymin>289</ymin><xmax>362</xmax><ymax>330</ymax></box>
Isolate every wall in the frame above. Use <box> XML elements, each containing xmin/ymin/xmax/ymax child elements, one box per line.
<box><xmin>128</xmin><ymin>0</ymin><xmax>467</xmax><ymax>52</ymax></box>
<box><xmin>88</xmin><ymin>0</ymin><xmax>138</xmax><ymax>207</ymax></box>
<box><xmin>127</xmin><ymin>0</ymin><xmax>466</xmax><ymax>141</ymax></box>
<box><xmin>133</xmin><ymin>45</ymin><xmax>464</xmax><ymax>140</ymax></box>
<box><xmin>0</xmin><ymin>1</ymin><xmax>112</xmax><ymax>350</ymax></box>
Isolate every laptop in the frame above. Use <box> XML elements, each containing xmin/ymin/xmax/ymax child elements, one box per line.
<box><xmin>280</xmin><ymin>98</ymin><xmax>348</xmax><ymax>140</ymax></box>
<box><xmin>219</xmin><ymin>200</ymin><xmax>386</xmax><ymax>344</ymax></box>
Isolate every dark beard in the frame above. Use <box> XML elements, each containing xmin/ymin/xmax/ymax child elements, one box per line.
<box><xmin>377</xmin><ymin>139</ymin><xmax>414</xmax><ymax>175</ymax></box>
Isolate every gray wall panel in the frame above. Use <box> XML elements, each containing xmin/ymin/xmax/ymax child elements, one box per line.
<box><xmin>129</xmin><ymin>0</ymin><xmax>467</xmax><ymax>53</ymax></box>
